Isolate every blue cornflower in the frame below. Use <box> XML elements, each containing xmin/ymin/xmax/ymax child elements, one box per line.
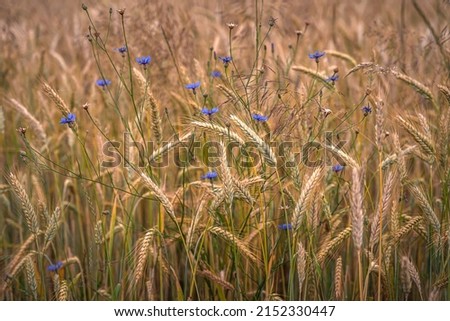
<box><xmin>47</xmin><ymin>261</ymin><xmax>63</xmax><ymax>272</ymax></box>
<box><xmin>361</xmin><ymin>105</ymin><xmax>372</xmax><ymax>116</ymax></box>
<box><xmin>201</xmin><ymin>107</ymin><xmax>219</xmax><ymax>116</ymax></box>
<box><xmin>96</xmin><ymin>78</ymin><xmax>111</xmax><ymax>88</ymax></box>
<box><xmin>211</xmin><ymin>70</ymin><xmax>222</xmax><ymax>78</ymax></box>
<box><xmin>252</xmin><ymin>113</ymin><xmax>268</xmax><ymax>122</ymax></box>
<box><xmin>327</xmin><ymin>74</ymin><xmax>339</xmax><ymax>83</ymax></box>
<box><xmin>308</xmin><ymin>50</ymin><xmax>326</xmax><ymax>63</ymax></box>
<box><xmin>136</xmin><ymin>56</ymin><xmax>151</xmax><ymax>67</ymax></box>
<box><xmin>219</xmin><ymin>56</ymin><xmax>232</xmax><ymax>65</ymax></box>
<box><xmin>60</xmin><ymin>113</ymin><xmax>76</xmax><ymax>125</ymax></box>
<box><xmin>185</xmin><ymin>81</ymin><xmax>201</xmax><ymax>94</ymax></box>
<box><xmin>115</xmin><ymin>46</ymin><xmax>127</xmax><ymax>55</ymax></box>
<box><xmin>332</xmin><ymin>164</ymin><xmax>344</xmax><ymax>173</ymax></box>
<box><xmin>201</xmin><ymin>171</ymin><xmax>218</xmax><ymax>180</ymax></box>
<box><xmin>278</xmin><ymin>223</ymin><xmax>293</xmax><ymax>230</ymax></box>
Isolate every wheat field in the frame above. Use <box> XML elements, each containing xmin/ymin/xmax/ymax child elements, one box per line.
<box><xmin>0</xmin><ymin>0</ymin><xmax>449</xmax><ymax>301</ymax></box>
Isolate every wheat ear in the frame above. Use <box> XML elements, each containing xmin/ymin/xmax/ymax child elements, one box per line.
<box><xmin>296</xmin><ymin>242</ymin><xmax>306</xmax><ymax>298</ymax></box>
<box><xmin>391</xmin><ymin>70</ymin><xmax>437</xmax><ymax>108</ymax></box>
<box><xmin>197</xmin><ymin>268</ymin><xmax>235</xmax><ymax>291</ymax></box>
<box><xmin>317</xmin><ymin>227</ymin><xmax>352</xmax><ymax>264</ymax></box>
<box><xmin>58</xmin><ymin>280</ymin><xmax>68</xmax><ymax>301</ymax></box>
<box><xmin>218</xmin><ymin>141</ymin><xmax>234</xmax><ymax>202</ymax></box>
<box><xmin>42</xmin><ymin>81</ymin><xmax>71</xmax><ymax>116</ymax></box>
<box><xmin>139</xmin><ymin>172</ymin><xmax>175</xmax><ymax>220</ymax></box>
<box><xmin>438</xmin><ymin>108</ymin><xmax>450</xmax><ymax>168</ymax></box>
<box><xmin>404</xmin><ymin>256</ymin><xmax>423</xmax><ymax>299</ymax></box>
<box><xmin>134</xmin><ymin>67</ymin><xmax>163</xmax><ymax>145</ymax></box>
<box><xmin>350</xmin><ymin>167</ymin><xmax>364</xmax><ymax>250</ymax></box>
<box><xmin>375</xmin><ymin>99</ymin><xmax>384</xmax><ymax>149</ymax></box>
<box><xmin>24</xmin><ymin>257</ymin><xmax>38</xmax><ymax>300</ymax></box>
<box><xmin>5</xmin><ymin>234</ymin><xmax>36</xmax><ymax>275</ymax></box>
<box><xmin>44</xmin><ymin>207</ymin><xmax>61</xmax><ymax>248</ymax></box>
<box><xmin>324</xmin><ymin>49</ymin><xmax>357</xmax><ymax>66</ymax></box>
<box><xmin>148</xmin><ymin>132</ymin><xmax>192</xmax><ymax>163</ymax></box>
<box><xmin>408</xmin><ymin>185</ymin><xmax>440</xmax><ymax>235</ymax></box>
<box><xmin>391</xmin><ymin>216</ymin><xmax>423</xmax><ymax>245</ymax></box>
<box><xmin>292</xmin><ymin>167</ymin><xmax>324</xmax><ymax>229</ymax></box>
<box><xmin>324</xmin><ymin>144</ymin><xmax>359</xmax><ymax>169</ymax></box>
<box><xmin>217</xmin><ymin>84</ymin><xmax>245</xmax><ymax>109</ymax></box>
<box><xmin>292</xmin><ymin>65</ymin><xmax>334</xmax><ymax>89</ymax></box>
<box><xmin>370</xmin><ymin>169</ymin><xmax>397</xmax><ymax>249</ymax></box>
<box><xmin>7</xmin><ymin>99</ymin><xmax>47</xmax><ymax>145</ymax></box>
<box><xmin>8</xmin><ymin>173</ymin><xmax>39</xmax><ymax>235</ymax></box>
<box><xmin>334</xmin><ymin>256</ymin><xmax>343</xmax><ymax>300</ymax></box>
<box><xmin>135</xmin><ymin>229</ymin><xmax>156</xmax><ymax>283</ymax></box>
<box><xmin>400</xmin><ymin>256</ymin><xmax>412</xmax><ymax>300</ymax></box>
<box><xmin>230</xmin><ymin>114</ymin><xmax>277</xmax><ymax>166</ymax></box>
<box><xmin>209</xmin><ymin>226</ymin><xmax>259</xmax><ymax>264</ymax></box>
<box><xmin>438</xmin><ymin>84</ymin><xmax>450</xmax><ymax>105</ymax></box>
<box><xmin>397</xmin><ymin>115</ymin><xmax>435</xmax><ymax>157</ymax></box>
